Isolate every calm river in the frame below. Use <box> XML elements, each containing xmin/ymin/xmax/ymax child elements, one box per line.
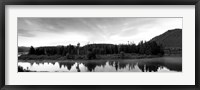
<box><xmin>18</xmin><ymin>57</ymin><xmax>182</xmax><ymax>72</ymax></box>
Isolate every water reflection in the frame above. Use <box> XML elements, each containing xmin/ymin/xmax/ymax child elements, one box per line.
<box><xmin>59</xmin><ymin>62</ymin><xmax>75</xmax><ymax>70</ymax></box>
<box><xmin>18</xmin><ymin>57</ymin><xmax>182</xmax><ymax>72</ymax></box>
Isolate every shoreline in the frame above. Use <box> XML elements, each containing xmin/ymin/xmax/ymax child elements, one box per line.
<box><xmin>18</xmin><ymin>53</ymin><xmax>181</xmax><ymax>61</ymax></box>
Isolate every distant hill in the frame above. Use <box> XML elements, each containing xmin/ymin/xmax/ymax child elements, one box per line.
<box><xmin>150</xmin><ymin>29</ymin><xmax>182</xmax><ymax>48</ymax></box>
<box><xmin>18</xmin><ymin>46</ymin><xmax>30</xmax><ymax>52</ymax></box>
<box><xmin>84</xmin><ymin>43</ymin><xmax>115</xmax><ymax>47</ymax></box>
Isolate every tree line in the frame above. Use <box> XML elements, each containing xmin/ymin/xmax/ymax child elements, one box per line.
<box><xmin>28</xmin><ymin>41</ymin><xmax>164</xmax><ymax>57</ymax></box>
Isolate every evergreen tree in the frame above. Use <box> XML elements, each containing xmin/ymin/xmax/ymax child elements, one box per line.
<box><xmin>77</xmin><ymin>43</ymin><xmax>80</xmax><ymax>55</ymax></box>
<box><xmin>28</xmin><ymin>46</ymin><xmax>35</xmax><ymax>55</ymax></box>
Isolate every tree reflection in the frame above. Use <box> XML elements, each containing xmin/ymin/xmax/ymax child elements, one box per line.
<box><xmin>118</xmin><ymin>63</ymin><xmax>127</xmax><ymax>69</ymax></box>
<box><xmin>108</xmin><ymin>61</ymin><xmax>115</xmax><ymax>66</ymax></box>
<box><xmin>84</xmin><ymin>63</ymin><xmax>96</xmax><ymax>72</ymax></box>
<box><xmin>58</xmin><ymin>62</ymin><xmax>75</xmax><ymax>70</ymax></box>
<box><xmin>138</xmin><ymin>62</ymin><xmax>160</xmax><ymax>72</ymax></box>
<box><xmin>76</xmin><ymin>63</ymin><xmax>81</xmax><ymax>72</ymax></box>
<box><xmin>114</xmin><ymin>61</ymin><xmax>119</xmax><ymax>71</ymax></box>
<box><xmin>161</xmin><ymin>62</ymin><xmax>182</xmax><ymax>71</ymax></box>
<box><xmin>83</xmin><ymin>61</ymin><xmax>107</xmax><ymax>72</ymax></box>
<box><xmin>137</xmin><ymin>59</ymin><xmax>182</xmax><ymax>72</ymax></box>
<box><xmin>128</xmin><ymin>63</ymin><xmax>137</xmax><ymax>70</ymax></box>
<box><xmin>30</xmin><ymin>62</ymin><xmax>34</xmax><ymax>66</ymax></box>
<box><xmin>19</xmin><ymin>57</ymin><xmax>182</xmax><ymax>72</ymax></box>
<box><xmin>51</xmin><ymin>62</ymin><xmax>56</xmax><ymax>65</ymax></box>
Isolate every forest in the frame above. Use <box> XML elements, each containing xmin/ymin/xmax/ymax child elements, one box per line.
<box><xmin>19</xmin><ymin>41</ymin><xmax>164</xmax><ymax>60</ymax></box>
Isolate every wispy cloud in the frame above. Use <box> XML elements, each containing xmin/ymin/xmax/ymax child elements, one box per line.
<box><xmin>18</xmin><ymin>17</ymin><xmax>182</xmax><ymax>47</ymax></box>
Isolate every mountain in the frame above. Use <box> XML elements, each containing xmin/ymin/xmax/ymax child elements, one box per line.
<box><xmin>150</xmin><ymin>28</ymin><xmax>182</xmax><ymax>48</ymax></box>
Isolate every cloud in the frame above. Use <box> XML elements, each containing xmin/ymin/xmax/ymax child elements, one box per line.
<box><xmin>18</xmin><ymin>17</ymin><xmax>182</xmax><ymax>47</ymax></box>
<box><xmin>18</xmin><ymin>29</ymin><xmax>35</xmax><ymax>37</ymax></box>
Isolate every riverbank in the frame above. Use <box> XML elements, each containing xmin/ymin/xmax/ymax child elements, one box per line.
<box><xmin>18</xmin><ymin>53</ymin><xmax>169</xmax><ymax>61</ymax></box>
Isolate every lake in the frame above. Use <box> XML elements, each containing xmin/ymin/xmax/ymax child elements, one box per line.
<box><xmin>18</xmin><ymin>57</ymin><xmax>182</xmax><ymax>72</ymax></box>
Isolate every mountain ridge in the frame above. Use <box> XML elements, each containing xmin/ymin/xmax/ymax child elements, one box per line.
<box><xmin>150</xmin><ymin>28</ymin><xmax>182</xmax><ymax>48</ymax></box>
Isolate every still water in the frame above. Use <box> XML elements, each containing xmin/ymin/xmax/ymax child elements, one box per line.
<box><xmin>18</xmin><ymin>57</ymin><xmax>182</xmax><ymax>72</ymax></box>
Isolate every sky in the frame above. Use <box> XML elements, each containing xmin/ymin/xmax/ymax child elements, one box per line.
<box><xmin>18</xmin><ymin>17</ymin><xmax>182</xmax><ymax>47</ymax></box>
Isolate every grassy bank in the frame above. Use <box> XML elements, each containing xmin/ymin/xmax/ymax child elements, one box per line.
<box><xmin>18</xmin><ymin>53</ymin><xmax>164</xmax><ymax>61</ymax></box>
